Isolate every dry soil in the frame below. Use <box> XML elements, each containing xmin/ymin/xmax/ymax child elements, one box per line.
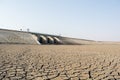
<box><xmin>0</xmin><ymin>44</ymin><xmax>120</xmax><ymax>80</ymax></box>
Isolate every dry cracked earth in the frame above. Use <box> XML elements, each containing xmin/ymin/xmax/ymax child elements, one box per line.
<box><xmin>0</xmin><ymin>44</ymin><xmax>120</xmax><ymax>80</ymax></box>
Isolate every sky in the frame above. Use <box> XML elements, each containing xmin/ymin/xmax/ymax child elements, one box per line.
<box><xmin>0</xmin><ymin>0</ymin><xmax>120</xmax><ymax>41</ymax></box>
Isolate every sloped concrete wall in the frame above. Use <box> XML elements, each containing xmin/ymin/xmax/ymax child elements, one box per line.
<box><xmin>59</xmin><ymin>37</ymin><xmax>97</xmax><ymax>45</ymax></box>
<box><xmin>0</xmin><ymin>29</ymin><xmax>38</xmax><ymax>44</ymax></box>
<box><xmin>0</xmin><ymin>29</ymin><xmax>98</xmax><ymax>45</ymax></box>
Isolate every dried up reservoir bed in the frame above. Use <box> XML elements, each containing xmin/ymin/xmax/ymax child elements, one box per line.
<box><xmin>0</xmin><ymin>44</ymin><xmax>120</xmax><ymax>80</ymax></box>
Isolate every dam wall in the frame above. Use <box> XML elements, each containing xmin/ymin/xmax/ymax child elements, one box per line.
<box><xmin>0</xmin><ymin>29</ymin><xmax>96</xmax><ymax>45</ymax></box>
<box><xmin>60</xmin><ymin>37</ymin><xmax>97</xmax><ymax>45</ymax></box>
<box><xmin>0</xmin><ymin>29</ymin><xmax>38</xmax><ymax>44</ymax></box>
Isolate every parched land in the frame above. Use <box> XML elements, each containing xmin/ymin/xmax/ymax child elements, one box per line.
<box><xmin>0</xmin><ymin>44</ymin><xmax>120</xmax><ymax>80</ymax></box>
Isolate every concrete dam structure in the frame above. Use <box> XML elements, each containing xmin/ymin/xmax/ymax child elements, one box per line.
<box><xmin>32</xmin><ymin>32</ymin><xmax>63</xmax><ymax>44</ymax></box>
<box><xmin>0</xmin><ymin>29</ymin><xmax>97</xmax><ymax>45</ymax></box>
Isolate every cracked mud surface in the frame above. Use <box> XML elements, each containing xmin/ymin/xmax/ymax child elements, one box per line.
<box><xmin>0</xmin><ymin>44</ymin><xmax>120</xmax><ymax>80</ymax></box>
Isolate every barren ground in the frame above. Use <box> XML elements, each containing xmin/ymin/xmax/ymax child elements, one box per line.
<box><xmin>0</xmin><ymin>44</ymin><xmax>120</xmax><ymax>80</ymax></box>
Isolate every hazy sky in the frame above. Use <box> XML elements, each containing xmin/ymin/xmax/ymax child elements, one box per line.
<box><xmin>0</xmin><ymin>0</ymin><xmax>120</xmax><ymax>41</ymax></box>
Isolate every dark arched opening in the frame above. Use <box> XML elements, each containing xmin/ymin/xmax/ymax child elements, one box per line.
<box><xmin>53</xmin><ymin>37</ymin><xmax>62</xmax><ymax>44</ymax></box>
<box><xmin>38</xmin><ymin>35</ymin><xmax>47</xmax><ymax>44</ymax></box>
<box><xmin>47</xmin><ymin>36</ymin><xmax>54</xmax><ymax>44</ymax></box>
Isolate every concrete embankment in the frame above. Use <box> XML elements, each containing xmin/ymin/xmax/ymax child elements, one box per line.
<box><xmin>0</xmin><ymin>29</ymin><xmax>38</xmax><ymax>44</ymax></box>
<box><xmin>0</xmin><ymin>29</ymin><xmax>98</xmax><ymax>45</ymax></box>
<box><xmin>60</xmin><ymin>37</ymin><xmax>97</xmax><ymax>45</ymax></box>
